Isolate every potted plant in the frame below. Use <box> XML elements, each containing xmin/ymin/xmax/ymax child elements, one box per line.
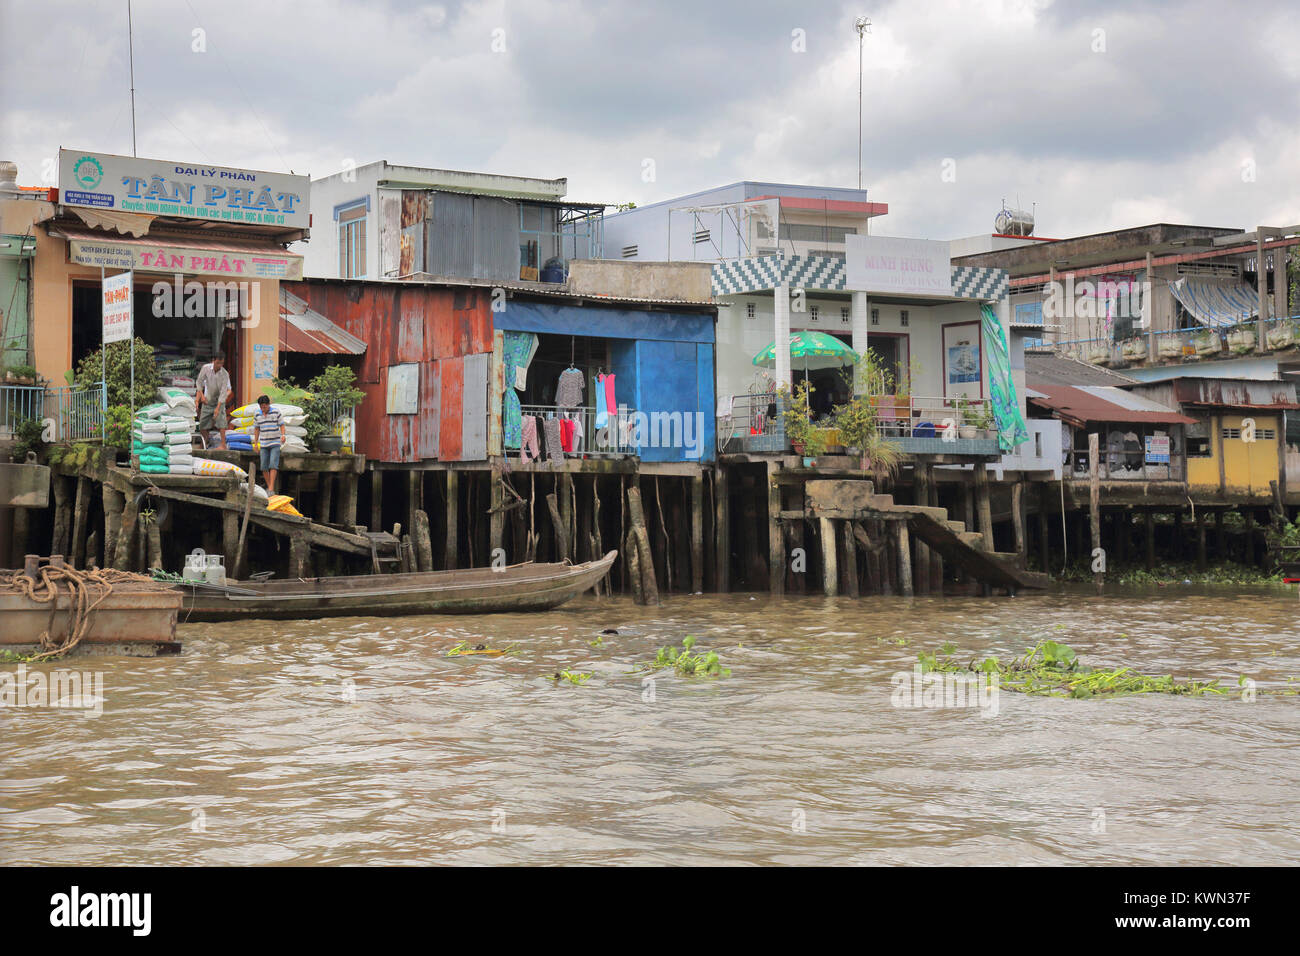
<box><xmin>1121</xmin><ymin>337</ymin><xmax>1147</xmax><ymax>361</ymax></box>
<box><xmin>1227</xmin><ymin>326</ymin><xmax>1256</xmax><ymax>353</ymax></box>
<box><xmin>1085</xmin><ymin>342</ymin><xmax>1110</xmax><ymax>364</ymax></box>
<box><xmin>1193</xmin><ymin>329</ymin><xmax>1222</xmax><ymax>356</ymax></box>
<box><xmin>950</xmin><ymin>396</ymin><xmax>978</xmax><ymax>439</ymax></box>
<box><xmin>1157</xmin><ymin>335</ymin><xmax>1183</xmax><ymax>360</ymax></box>
<box><xmin>4</xmin><ymin>364</ymin><xmax>39</xmax><ymax>386</ymax></box>
<box><xmin>859</xmin><ymin>429</ymin><xmax>902</xmax><ymax>484</ymax></box>
<box><xmin>277</xmin><ymin>365</ymin><xmax>366</xmax><ymax>453</ymax></box>
<box><xmin>8</xmin><ymin>416</ymin><xmax>45</xmax><ymax>462</ymax></box>
<box><xmin>778</xmin><ymin>379</ymin><xmax>821</xmax><ymax>459</ymax></box>
<box><xmin>1267</xmin><ymin>321</ymin><xmax>1297</xmax><ymax>350</ymax></box>
<box><xmin>833</xmin><ymin>394</ymin><xmax>876</xmax><ymax>468</ymax></box>
<box><xmin>971</xmin><ymin>401</ymin><xmax>996</xmax><ymax>439</ymax></box>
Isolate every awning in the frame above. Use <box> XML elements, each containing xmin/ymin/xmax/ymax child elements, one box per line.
<box><xmin>1029</xmin><ymin>385</ymin><xmax>1197</xmax><ymax>428</ymax></box>
<box><xmin>1169</xmin><ymin>277</ymin><xmax>1259</xmax><ymax>328</ymax></box>
<box><xmin>279</xmin><ymin>288</ymin><xmax>366</xmax><ymax>355</ymax></box>
<box><xmin>70</xmin><ymin>207</ymin><xmax>155</xmax><ymax>236</ymax></box>
<box><xmin>46</xmin><ymin>223</ymin><xmax>304</xmax><ymax>280</ymax></box>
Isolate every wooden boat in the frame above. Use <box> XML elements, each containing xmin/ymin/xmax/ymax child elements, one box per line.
<box><xmin>175</xmin><ymin>550</ymin><xmax>617</xmax><ymax>622</ymax></box>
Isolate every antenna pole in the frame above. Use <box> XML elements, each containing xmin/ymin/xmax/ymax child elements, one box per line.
<box><xmin>128</xmin><ymin>0</ymin><xmax>138</xmax><ymax>157</ymax></box>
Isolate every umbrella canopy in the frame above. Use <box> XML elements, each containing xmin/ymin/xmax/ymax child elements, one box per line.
<box><xmin>753</xmin><ymin>331</ymin><xmax>858</xmax><ymax>370</ymax></box>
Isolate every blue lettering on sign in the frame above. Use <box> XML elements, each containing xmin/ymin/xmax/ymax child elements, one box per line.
<box><xmin>63</xmin><ymin>190</ymin><xmax>115</xmax><ymax>208</ymax></box>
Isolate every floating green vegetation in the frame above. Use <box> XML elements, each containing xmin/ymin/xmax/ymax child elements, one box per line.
<box><xmin>637</xmin><ymin>635</ymin><xmax>731</xmax><ymax>678</ymax></box>
<box><xmin>447</xmin><ymin>641</ymin><xmax>515</xmax><ymax>657</ymax></box>
<box><xmin>1057</xmin><ymin>560</ymin><xmax>1284</xmax><ymax>586</ymax></box>
<box><xmin>919</xmin><ymin>640</ymin><xmax>1227</xmax><ymax>699</ymax></box>
<box><xmin>550</xmin><ymin>669</ymin><xmax>592</xmax><ymax>685</ymax></box>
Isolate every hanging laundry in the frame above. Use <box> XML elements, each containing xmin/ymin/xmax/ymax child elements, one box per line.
<box><xmin>556</xmin><ymin>367</ymin><xmax>585</xmax><ymax>408</ymax></box>
<box><xmin>559</xmin><ymin>416</ymin><xmax>577</xmax><ymax>453</ymax></box>
<box><xmin>543</xmin><ymin>417</ymin><xmax>563</xmax><ymax>461</ymax></box>
<box><xmin>594</xmin><ymin>373</ymin><xmax>609</xmax><ymax>428</ymax></box>
<box><xmin>602</xmin><ymin>373</ymin><xmax>617</xmax><ymax>420</ymax></box>
<box><xmin>520</xmin><ymin>415</ymin><xmax>540</xmax><ymax>462</ymax></box>
<box><xmin>502</xmin><ymin>331</ymin><xmax>539</xmax><ymax>449</ymax></box>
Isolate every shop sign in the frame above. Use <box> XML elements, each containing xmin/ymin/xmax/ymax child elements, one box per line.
<box><xmin>845</xmin><ymin>235</ymin><xmax>952</xmax><ymax>297</ymax></box>
<box><xmin>69</xmin><ymin>238</ymin><xmax>303</xmax><ymax>280</ymax></box>
<box><xmin>1145</xmin><ymin>434</ymin><xmax>1170</xmax><ymax>463</ymax></box>
<box><xmin>59</xmin><ymin>148</ymin><xmax>310</xmax><ymax>230</ymax></box>
<box><xmin>102</xmin><ymin>271</ymin><xmax>133</xmax><ymax>344</ymax></box>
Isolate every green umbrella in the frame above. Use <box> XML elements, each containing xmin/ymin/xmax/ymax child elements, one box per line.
<box><xmin>752</xmin><ymin>330</ymin><xmax>858</xmax><ymax>370</ymax></box>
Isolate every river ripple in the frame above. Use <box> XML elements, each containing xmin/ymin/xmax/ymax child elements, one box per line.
<box><xmin>2</xmin><ymin>585</ymin><xmax>1297</xmax><ymax>865</ymax></box>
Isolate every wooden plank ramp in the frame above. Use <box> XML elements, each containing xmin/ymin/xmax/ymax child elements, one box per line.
<box><xmin>804</xmin><ymin>479</ymin><xmax>1050</xmax><ymax>592</ymax></box>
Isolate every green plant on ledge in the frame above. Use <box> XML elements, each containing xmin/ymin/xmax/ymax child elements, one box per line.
<box><xmin>10</xmin><ymin>417</ymin><xmax>45</xmax><ymax>461</ymax></box>
<box><xmin>3</xmin><ymin>363</ymin><xmax>38</xmax><ymax>384</ymax></box>
<box><xmin>777</xmin><ymin>379</ymin><xmax>827</xmax><ymax>457</ymax></box>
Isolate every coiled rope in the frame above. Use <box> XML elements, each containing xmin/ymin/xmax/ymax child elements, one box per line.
<box><xmin>0</xmin><ymin>567</ymin><xmax>155</xmax><ymax>661</ymax></box>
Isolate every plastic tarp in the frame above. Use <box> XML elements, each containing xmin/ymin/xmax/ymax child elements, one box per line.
<box><xmin>1169</xmin><ymin>278</ymin><xmax>1259</xmax><ymax>328</ymax></box>
<box><xmin>981</xmin><ymin>304</ymin><xmax>1029</xmax><ymax>452</ymax></box>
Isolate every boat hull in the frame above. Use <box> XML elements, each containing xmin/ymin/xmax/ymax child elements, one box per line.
<box><xmin>176</xmin><ymin>551</ymin><xmax>617</xmax><ymax>622</ymax></box>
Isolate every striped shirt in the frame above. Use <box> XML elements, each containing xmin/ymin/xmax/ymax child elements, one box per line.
<box><xmin>253</xmin><ymin>407</ymin><xmax>285</xmax><ymax>447</ymax></box>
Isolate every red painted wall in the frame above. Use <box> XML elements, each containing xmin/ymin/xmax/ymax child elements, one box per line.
<box><xmin>284</xmin><ymin>281</ymin><xmax>492</xmax><ymax>462</ymax></box>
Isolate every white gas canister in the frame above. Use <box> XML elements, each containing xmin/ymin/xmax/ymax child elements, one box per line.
<box><xmin>205</xmin><ymin>554</ymin><xmax>226</xmax><ymax>587</ymax></box>
<box><xmin>183</xmin><ymin>549</ymin><xmax>207</xmax><ymax>583</ymax></box>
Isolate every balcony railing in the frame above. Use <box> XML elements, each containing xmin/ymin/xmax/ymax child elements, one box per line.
<box><xmin>717</xmin><ymin>392</ymin><xmax>1000</xmax><ymax>456</ymax></box>
<box><xmin>517</xmin><ymin>404</ymin><xmax>639</xmax><ymax>459</ymax></box>
<box><xmin>0</xmin><ymin>384</ymin><xmax>45</xmax><ymax>441</ymax></box>
<box><xmin>1054</xmin><ymin>314</ymin><xmax>1300</xmax><ymax>368</ymax></box>
<box><xmin>2</xmin><ymin>385</ymin><xmax>106</xmax><ymax>444</ymax></box>
<box><xmin>46</xmin><ymin>386</ymin><xmax>104</xmax><ymax>443</ymax></box>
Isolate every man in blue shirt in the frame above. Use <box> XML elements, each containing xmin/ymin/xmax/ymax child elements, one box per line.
<box><xmin>253</xmin><ymin>395</ymin><xmax>286</xmax><ymax>495</ymax></box>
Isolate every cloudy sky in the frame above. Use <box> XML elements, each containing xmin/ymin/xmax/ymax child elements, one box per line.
<box><xmin>3</xmin><ymin>0</ymin><xmax>1298</xmax><ymax>240</ymax></box>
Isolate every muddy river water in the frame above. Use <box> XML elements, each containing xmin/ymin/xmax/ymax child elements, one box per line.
<box><xmin>2</xmin><ymin>585</ymin><xmax>1297</xmax><ymax>865</ymax></box>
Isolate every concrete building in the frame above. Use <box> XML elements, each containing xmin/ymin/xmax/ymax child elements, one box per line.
<box><xmin>1</xmin><ymin>152</ymin><xmax>303</xmax><ymax>413</ymax></box>
<box><xmin>302</xmin><ymin>161</ymin><xmax>604</xmax><ymax>283</ymax></box>
<box><xmin>602</xmin><ymin>181</ymin><xmax>887</xmax><ymax>264</ymax></box>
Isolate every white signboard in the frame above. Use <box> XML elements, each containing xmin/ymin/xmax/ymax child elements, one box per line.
<box><xmin>1145</xmin><ymin>434</ymin><xmax>1170</xmax><ymax>464</ymax></box>
<box><xmin>102</xmin><ymin>272</ymin><xmax>133</xmax><ymax>344</ymax></box>
<box><xmin>386</xmin><ymin>363</ymin><xmax>419</xmax><ymax>415</ymax></box>
<box><xmin>59</xmin><ymin>148</ymin><xmax>311</xmax><ymax>230</ymax></box>
<box><xmin>845</xmin><ymin>235</ymin><xmax>952</xmax><ymax>297</ymax></box>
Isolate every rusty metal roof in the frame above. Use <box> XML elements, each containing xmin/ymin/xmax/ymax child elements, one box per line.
<box><xmin>1030</xmin><ymin>385</ymin><xmax>1197</xmax><ymax>427</ymax></box>
<box><xmin>279</xmin><ymin>288</ymin><xmax>366</xmax><ymax>355</ymax></box>
<box><xmin>1167</xmin><ymin>377</ymin><xmax>1300</xmax><ymax>410</ymax></box>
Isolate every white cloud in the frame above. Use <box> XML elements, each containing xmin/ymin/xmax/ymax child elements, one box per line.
<box><xmin>1</xmin><ymin>0</ymin><xmax>1296</xmax><ymax>240</ymax></box>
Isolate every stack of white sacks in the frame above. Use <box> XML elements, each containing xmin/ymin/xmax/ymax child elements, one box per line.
<box><xmin>226</xmin><ymin>402</ymin><xmax>310</xmax><ymax>453</ymax></box>
<box><xmin>130</xmin><ymin>387</ymin><xmax>199</xmax><ymax>475</ymax></box>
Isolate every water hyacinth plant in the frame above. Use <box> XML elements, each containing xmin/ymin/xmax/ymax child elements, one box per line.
<box><xmin>919</xmin><ymin>640</ymin><xmax>1226</xmax><ymax>699</ymax></box>
<box><xmin>637</xmin><ymin>635</ymin><xmax>731</xmax><ymax>678</ymax></box>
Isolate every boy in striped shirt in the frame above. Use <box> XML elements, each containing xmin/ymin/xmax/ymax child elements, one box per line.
<box><xmin>253</xmin><ymin>395</ymin><xmax>286</xmax><ymax>495</ymax></box>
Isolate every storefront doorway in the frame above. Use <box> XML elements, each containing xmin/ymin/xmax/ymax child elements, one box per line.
<box><xmin>71</xmin><ymin>277</ymin><xmax>238</xmax><ymax>392</ymax></box>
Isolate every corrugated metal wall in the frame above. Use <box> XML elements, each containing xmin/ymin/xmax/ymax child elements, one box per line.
<box><xmin>283</xmin><ymin>281</ymin><xmax>492</xmax><ymax>463</ymax></box>
<box><xmin>422</xmin><ymin>192</ymin><xmax>519</xmax><ymax>282</ymax></box>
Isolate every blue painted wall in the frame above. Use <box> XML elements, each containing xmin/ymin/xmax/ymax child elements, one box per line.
<box><xmin>497</xmin><ymin>299</ymin><xmax>716</xmax><ymax>462</ymax></box>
